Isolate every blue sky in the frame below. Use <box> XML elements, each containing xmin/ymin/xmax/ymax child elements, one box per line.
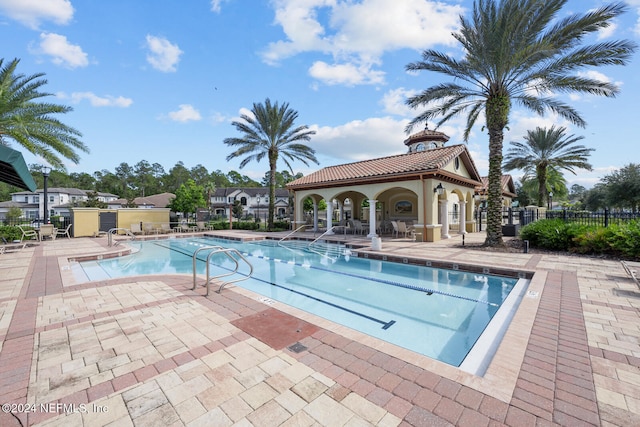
<box><xmin>1</xmin><ymin>0</ymin><xmax>639</xmax><ymax>189</ymax></box>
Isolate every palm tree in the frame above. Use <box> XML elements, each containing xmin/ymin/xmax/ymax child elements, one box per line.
<box><xmin>405</xmin><ymin>0</ymin><xmax>636</xmax><ymax>246</ymax></box>
<box><xmin>224</xmin><ymin>98</ymin><xmax>318</xmax><ymax>230</ymax></box>
<box><xmin>504</xmin><ymin>126</ymin><xmax>593</xmax><ymax>207</ymax></box>
<box><xmin>0</xmin><ymin>58</ymin><xmax>89</xmax><ymax>170</ymax></box>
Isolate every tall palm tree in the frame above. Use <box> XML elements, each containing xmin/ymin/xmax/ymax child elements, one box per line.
<box><xmin>0</xmin><ymin>58</ymin><xmax>89</xmax><ymax>170</ymax></box>
<box><xmin>224</xmin><ymin>98</ymin><xmax>318</xmax><ymax>230</ymax></box>
<box><xmin>405</xmin><ymin>0</ymin><xmax>635</xmax><ymax>246</ymax></box>
<box><xmin>504</xmin><ymin>126</ymin><xmax>593</xmax><ymax>207</ymax></box>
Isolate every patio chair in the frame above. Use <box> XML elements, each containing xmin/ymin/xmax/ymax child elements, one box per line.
<box><xmin>160</xmin><ymin>223</ymin><xmax>171</xmax><ymax>233</ymax></box>
<box><xmin>130</xmin><ymin>223</ymin><xmax>143</xmax><ymax>235</ymax></box>
<box><xmin>56</xmin><ymin>223</ymin><xmax>72</xmax><ymax>238</ymax></box>
<box><xmin>621</xmin><ymin>261</ymin><xmax>639</xmax><ymax>290</ymax></box>
<box><xmin>18</xmin><ymin>225</ymin><xmax>39</xmax><ymax>242</ymax></box>
<box><xmin>39</xmin><ymin>224</ymin><xmax>57</xmax><ymax>240</ymax></box>
<box><xmin>1</xmin><ymin>237</ymin><xmax>26</xmax><ymax>254</ymax></box>
<box><xmin>196</xmin><ymin>221</ymin><xmax>210</xmax><ymax>231</ymax></box>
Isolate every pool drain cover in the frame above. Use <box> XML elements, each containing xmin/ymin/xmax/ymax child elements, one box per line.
<box><xmin>288</xmin><ymin>342</ymin><xmax>308</xmax><ymax>353</ymax></box>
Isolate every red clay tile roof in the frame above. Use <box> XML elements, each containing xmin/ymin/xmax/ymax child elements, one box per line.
<box><xmin>478</xmin><ymin>175</ymin><xmax>517</xmax><ymax>197</ymax></box>
<box><xmin>288</xmin><ymin>144</ymin><xmax>480</xmax><ymax>189</ymax></box>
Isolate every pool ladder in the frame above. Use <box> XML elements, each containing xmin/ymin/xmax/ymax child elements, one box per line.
<box><xmin>107</xmin><ymin>227</ymin><xmax>136</xmax><ymax>247</ymax></box>
<box><xmin>191</xmin><ymin>246</ymin><xmax>253</xmax><ymax>296</ymax></box>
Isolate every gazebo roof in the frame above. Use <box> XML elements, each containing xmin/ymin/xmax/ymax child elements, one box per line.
<box><xmin>287</xmin><ymin>144</ymin><xmax>482</xmax><ymax>190</ymax></box>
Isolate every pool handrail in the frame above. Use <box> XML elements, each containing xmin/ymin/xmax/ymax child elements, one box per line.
<box><xmin>190</xmin><ymin>246</ymin><xmax>253</xmax><ymax>296</ymax></box>
<box><xmin>215</xmin><ymin>249</ymin><xmax>253</xmax><ymax>294</ymax></box>
<box><xmin>278</xmin><ymin>224</ymin><xmax>311</xmax><ymax>244</ymax></box>
<box><xmin>191</xmin><ymin>245</ymin><xmax>232</xmax><ymax>290</ymax></box>
<box><xmin>108</xmin><ymin>227</ymin><xmax>136</xmax><ymax>247</ymax></box>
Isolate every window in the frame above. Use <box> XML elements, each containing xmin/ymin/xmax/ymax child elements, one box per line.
<box><xmin>49</xmin><ymin>195</ymin><xmax>54</xmax><ymax>202</ymax></box>
<box><xmin>454</xmin><ymin>157</ymin><xmax>460</xmax><ymax>170</ymax></box>
<box><xmin>240</xmin><ymin>197</ymin><xmax>247</xmax><ymax>206</ymax></box>
<box><xmin>34</xmin><ymin>196</ymin><xmax>39</xmax><ymax>203</ymax></box>
<box><xmin>24</xmin><ymin>196</ymin><xmax>28</xmax><ymax>202</ymax></box>
<box><xmin>415</xmin><ymin>143</ymin><xmax>425</xmax><ymax>152</ymax></box>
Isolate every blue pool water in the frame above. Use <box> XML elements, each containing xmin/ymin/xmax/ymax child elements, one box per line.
<box><xmin>75</xmin><ymin>237</ymin><xmax>526</xmax><ymax>370</ymax></box>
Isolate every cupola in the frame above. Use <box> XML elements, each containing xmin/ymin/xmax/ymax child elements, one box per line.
<box><xmin>404</xmin><ymin>124</ymin><xmax>449</xmax><ymax>153</ymax></box>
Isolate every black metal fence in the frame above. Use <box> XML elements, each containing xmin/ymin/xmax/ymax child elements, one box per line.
<box><xmin>545</xmin><ymin>209</ymin><xmax>640</xmax><ymax>227</ymax></box>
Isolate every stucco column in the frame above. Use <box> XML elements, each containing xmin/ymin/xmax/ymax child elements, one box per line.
<box><xmin>337</xmin><ymin>200</ymin><xmax>344</xmax><ymax>222</ymax></box>
<box><xmin>459</xmin><ymin>200</ymin><xmax>466</xmax><ymax>234</ymax></box>
<box><xmin>440</xmin><ymin>199</ymin><xmax>450</xmax><ymax>239</ymax></box>
<box><xmin>313</xmin><ymin>201</ymin><xmax>319</xmax><ymax>232</ymax></box>
<box><xmin>326</xmin><ymin>199</ymin><xmax>334</xmax><ymax>234</ymax></box>
<box><xmin>367</xmin><ymin>199</ymin><xmax>378</xmax><ymax>238</ymax></box>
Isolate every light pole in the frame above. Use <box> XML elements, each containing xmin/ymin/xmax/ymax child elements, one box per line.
<box><xmin>256</xmin><ymin>196</ymin><xmax>261</xmax><ymax>229</ymax></box>
<box><xmin>548</xmin><ymin>191</ymin><xmax>553</xmax><ymax>210</ymax></box>
<box><xmin>42</xmin><ymin>166</ymin><xmax>51</xmax><ymax>224</ymax></box>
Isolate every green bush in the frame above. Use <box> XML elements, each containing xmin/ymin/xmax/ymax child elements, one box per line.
<box><xmin>520</xmin><ymin>219</ymin><xmax>580</xmax><ymax>251</ymax></box>
<box><xmin>0</xmin><ymin>225</ymin><xmax>24</xmax><ymax>242</ymax></box>
<box><xmin>520</xmin><ymin>219</ymin><xmax>640</xmax><ymax>260</ymax></box>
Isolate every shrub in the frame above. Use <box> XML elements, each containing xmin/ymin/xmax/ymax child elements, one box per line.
<box><xmin>607</xmin><ymin>220</ymin><xmax>640</xmax><ymax>259</ymax></box>
<box><xmin>520</xmin><ymin>219</ymin><xmax>573</xmax><ymax>251</ymax></box>
<box><xmin>571</xmin><ymin>226</ymin><xmax>612</xmax><ymax>254</ymax></box>
<box><xmin>0</xmin><ymin>225</ymin><xmax>24</xmax><ymax>242</ymax></box>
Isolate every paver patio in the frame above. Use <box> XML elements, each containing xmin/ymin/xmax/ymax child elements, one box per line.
<box><xmin>0</xmin><ymin>231</ymin><xmax>638</xmax><ymax>426</ymax></box>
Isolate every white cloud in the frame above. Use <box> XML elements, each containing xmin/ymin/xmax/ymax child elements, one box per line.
<box><xmin>597</xmin><ymin>21</ymin><xmax>617</xmax><ymax>39</ymax></box>
<box><xmin>145</xmin><ymin>35</ymin><xmax>183</xmax><ymax>72</ymax></box>
<box><xmin>166</xmin><ymin>104</ymin><xmax>202</xmax><ymax>122</ymax></box>
<box><xmin>308</xmin><ymin>61</ymin><xmax>384</xmax><ymax>86</ymax></box>
<box><xmin>210</xmin><ymin>0</ymin><xmax>231</xmax><ymax>13</ymax></box>
<box><xmin>33</xmin><ymin>32</ymin><xmax>88</xmax><ymax>68</ymax></box>
<box><xmin>0</xmin><ymin>0</ymin><xmax>73</xmax><ymax>29</ymax></box>
<box><xmin>310</xmin><ymin>116</ymin><xmax>409</xmax><ymax>161</ymax></box>
<box><xmin>62</xmin><ymin>92</ymin><xmax>133</xmax><ymax>107</ymax></box>
<box><xmin>380</xmin><ymin>87</ymin><xmax>417</xmax><ymax>116</ymax></box>
<box><xmin>262</xmin><ymin>0</ymin><xmax>463</xmax><ymax>86</ymax></box>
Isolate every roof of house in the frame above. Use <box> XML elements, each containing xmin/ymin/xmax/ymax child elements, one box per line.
<box><xmin>287</xmin><ymin>144</ymin><xmax>482</xmax><ymax>190</ymax></box>
<box><xmin>478</xmin><ymin>175</ymin><xmax>517</xmax><ymax>198</ymax></box>
<box><xmin>11</xmin><ymin>188</ymin><xmax>119</xmax><ymax>198</ymax></box>
<box><xmin>212</xmin><ymin>187</ymin><xmax>290</xmax><ymax>197</ymax></box>
<box><xmin>109</xmin><ymin>192</ymin><xmax>175</xmax><ymax>208</ymax></box>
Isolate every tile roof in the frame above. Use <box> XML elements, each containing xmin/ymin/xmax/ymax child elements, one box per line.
<box><xmin>288</xmin><ymin>144</ymin><xmax>478</xmax><ymax>189</ymax></box>
<box><xmin>478</xmin><ymin>175</ymin><xmax>517</xmax><ymax>197</ymax></box>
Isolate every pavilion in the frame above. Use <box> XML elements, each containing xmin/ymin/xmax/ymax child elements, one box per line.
<box><xmin>287</xmin><ymin>129</ymin><xmax>483</xmax><ymax>242</ymax></box>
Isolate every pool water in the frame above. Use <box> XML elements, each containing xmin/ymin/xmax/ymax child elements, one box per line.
<box><xmin>74</xmin><ymin>237</ymin><xmax>527</xmax><ymax>371</ymax></box>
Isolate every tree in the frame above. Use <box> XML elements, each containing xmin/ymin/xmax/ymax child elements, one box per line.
<box><xmin>224</xmin><ymin>98</ymin><xmax>318</xmax><ymax>230</ymax></box>
<box><xmin>405</xmin><ymin>0</ymin><xmax>636</xmax><ymax>246</ymax></box>
<box><xmin>0</xmin><ymin>58</ymin><xmax>89</xmax><ymax>170</ymax></box>
<box><xmin>168</xmin><ymin>179</ymin><xmax>206</xmax><ymax>217</ymax></box>
<box><xmin>602</xmin><ymin>163</ymin><xmax>640</xmax><ymax>212</ymax></box>
<box><xmin>81</xmin><ymin>191</ymin><xmax>107</xmax><ymax>208</ymax></box>
<box><xmin>503</xmin><ymin>126</ymin><xmax>593</xmax><ymax>207</ymax></box>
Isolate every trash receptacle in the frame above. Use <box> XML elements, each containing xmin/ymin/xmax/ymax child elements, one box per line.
<box><xmin>372</xmin><ymin>237</ymin><xmax>382</xmax><ymax>250</ymax></box>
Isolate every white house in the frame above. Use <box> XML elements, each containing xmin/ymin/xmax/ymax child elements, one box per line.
<box><xmin>209</xmin><ymin>187</ymin><xmax>291</xmax><ymax>220</ymax></box>
<box><xmin>0</xmin><ymin>188</ymin><xmax>119</xmax><ymax>221</ymax></box>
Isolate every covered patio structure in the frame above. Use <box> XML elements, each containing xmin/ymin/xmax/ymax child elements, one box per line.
<box><xmin>287</xmin><ymin>144</ymin><xmax>483</xmax><ymax>242</ymax></box>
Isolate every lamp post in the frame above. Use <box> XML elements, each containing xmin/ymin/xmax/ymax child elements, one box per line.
<box><xmin>42</xmin><ymin>166</ymin><xmax>51</xmax><ymax>224</ymax></box>
<box><xmin>256</xmin><ymin>196</ymin><xmax>261</xmax><ymax>229</ymax></box>
<box><xmin>548</xmin><ymin>191</ymin><xmax>553</xmax><ymax>210</ymax></box>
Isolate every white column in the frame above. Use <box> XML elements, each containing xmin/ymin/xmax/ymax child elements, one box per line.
<box><xmin>459</xmin><ymin>200</ymin><xmax>466</xmax><ymax>234</ymax></box>
<box><xmin>338</xmin><ymin>201</ymin><xmax>344</xmax><ymax>222</ymax></box>
<box><xmin>313</xmin><ymin>201</ymin><xmax>319</xmax><ymax>232</ymax></box>
<box><xmin>440</xmin><ymin>199</ymin><xmax>450</xmax><ymax>239</ymax></box>
<box><xmin>367</xmin><ymin>199</ymin><xmax>378</xmax><ymax>237</ymax></box>
<box><xmin>326</xmin><ymin>199</ymin><xmax>334</xmax><ymax>234</ymax></box>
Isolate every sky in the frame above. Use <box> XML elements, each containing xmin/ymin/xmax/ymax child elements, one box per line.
<box><xmin>1</xmin><ymin>0</ymin><xmax>639</xmax><ymax>190</ymax></box>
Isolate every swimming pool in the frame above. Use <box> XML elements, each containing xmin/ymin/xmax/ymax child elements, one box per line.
<box><xmin>74</xmin><ymin>236</ymin><xmax>528</xmax><ymax>372</ymax></box>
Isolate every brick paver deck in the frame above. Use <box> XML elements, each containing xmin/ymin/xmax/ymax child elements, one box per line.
<box><xmin>0</xmin><ymin>232</ymin><xmax>638</xmax><ymax>426</ymax></box>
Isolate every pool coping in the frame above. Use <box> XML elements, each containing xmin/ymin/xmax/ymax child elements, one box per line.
<box><xmin>62</xmin><ymin>234</ymin><xmax>542</xmax><ymax>404</ymax></box>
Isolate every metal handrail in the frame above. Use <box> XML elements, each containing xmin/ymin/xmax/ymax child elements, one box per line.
<box><xmin>107</xmin><ymin>227</ymin><xmax>136</xmax><ymax>247</ymax></box>
<box><xmin>191</xmin><ymin>246</ymin><xmax>253</xmax><ymax>296</ymax></box>
<box><xmin>308</xmin><ymin>226</ymin><xmax>337</xmax><ymax>248</ymax></box>
<box><xmin>278</xmin><ymin>224</ymin><xmax>310</xmax><ymax>244</ymax></box>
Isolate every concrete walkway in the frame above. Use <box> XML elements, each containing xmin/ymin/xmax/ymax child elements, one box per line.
<box><xmin>0</xmin><ymin>231</ymin><xmax>638</xmax><ymax>426</ymax></box>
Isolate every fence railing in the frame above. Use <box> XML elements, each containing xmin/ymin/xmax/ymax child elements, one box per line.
<box><xmin>545</xmin><ymin>209</ymin><xmax>640</xmax><ymax>227</ymax></box>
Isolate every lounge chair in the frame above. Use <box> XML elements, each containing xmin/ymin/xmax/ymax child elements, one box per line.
<box><xmin>1</xmin><ymin>237</ymin><xmax>27</xmax><ymax>254</ymax></box>
<box><xmin>621</xmin><ymin>261</ymin><xmax>639</xmax><ymax>290</ymax></box>
<box><xmin>130</xmin><ymin>223</ymin><xmax>143</xmax><ymax>235</ymax></box>
<box><xmin>196</xmin><ymin>221</ymin><xmax>210</xmax><ymax>231</ymax></box>
<box><xmin>160</xmin><ymin>223</ymin><xmax>171</xmax><ymax>233</ymax></box>
<box><xmin>56</xmin><ymin>224</ymin><xmax>72</xmax><ymax>238</ymax></box>
<box><xmin>18</xmin><ymin>225</ymin><xmax>39</xmax><ymax>242</ymax></box>
<box><xmin>39</xmin><ymin>224</ymin><xmax>57</xmax><ymax>240</ymax></box>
